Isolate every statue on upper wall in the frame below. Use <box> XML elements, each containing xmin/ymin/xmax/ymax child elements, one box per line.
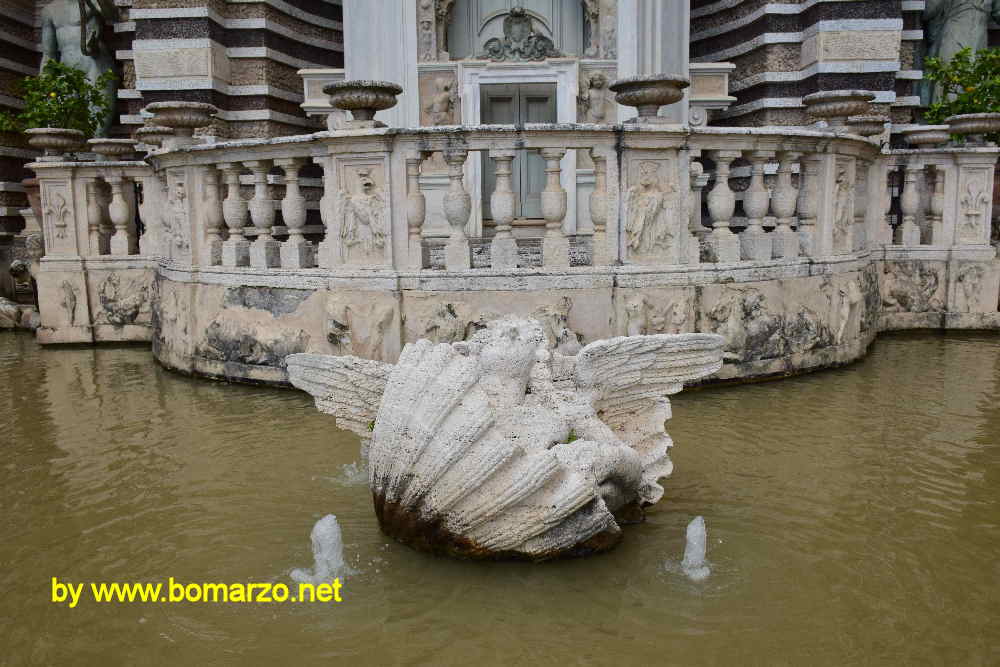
<box><xmin>922</xmin><ymin>0</ymin><xmax>1000</xmax><ymax>104</ymax></box>
<box><xmin>40</xmin><ymin>0</ymin><xmax>118</xmax><ymax>135</ymax></box>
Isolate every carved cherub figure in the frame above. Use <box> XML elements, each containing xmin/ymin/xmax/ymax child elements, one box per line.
<box><xmin>578</xmin><ymin>71</ymin><xmax>611</xmax><ymax>124</ymax></box>
<box><xmin>425</xmin><ymin>76</ymin><xmax>458</xmax><ymax>125</ymax></box>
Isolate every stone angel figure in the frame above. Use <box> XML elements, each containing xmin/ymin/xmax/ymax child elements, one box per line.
<box><xmin>286</xmin><ymin>316</ymin><xmax>723</xmax><ymax>561</ymax></box>
<box><xmin>625</xmin><ymin>161</ymin><xmax>672</xmax><ymax>255</ymax></box>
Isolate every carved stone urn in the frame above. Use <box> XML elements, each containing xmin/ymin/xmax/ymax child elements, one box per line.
<box><xmin>945</xmin><ymin>113</ymin><xmax>1000</xmax><ymax>145</ymax></box>
<box><xmin>143</xmin><ymin>102</ymin><xmax>219</xmax><ymax>148</ymax></box>
<box><xmin>846</xmin><ymin>115</ymin><xmax>887</xmax><ymax>138</ymax></box>
<box><xmin>608</xmin><ymin>73</ymin><xmax>690</xmax><ymax>124</ymax></box>
<box><xmin>901</xmin><ymin>125</ymin><xmax>952</xmax><ymax>148</ymax></box>
<box><xmin>87</xmin><ymin>138</ymin><xmax>139</xmax><ymax>161</ymax></box>
<box><xmin>25</xmin><ymin>128</ymin><xmax>85</xmax><ymax>161</ymax></box>
<box><xmin>802</xmin><ymin>90</ymin><xmax>875</xmax><ymax>127</ymax></box>
<box><xmin>323</xmin><ymin>80</ymin><xmax>403</xmax><ymax>129</ymax></box>
<box><xmin>133</xmin><ymin>125</ymin><xmax>174</xmax><ymax>149</ymax></box>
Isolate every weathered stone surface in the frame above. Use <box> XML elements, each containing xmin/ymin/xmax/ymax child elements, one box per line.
<box><xmin>287</xmin><ymin>316</ymin><xmax>723</xmax><ymax>561</ymax></box>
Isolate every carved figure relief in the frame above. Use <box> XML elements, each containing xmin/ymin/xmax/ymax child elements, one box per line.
<box><xmin>479</xmin><ymin>7</ymin><xmax>561</xmax><ymax>61</ymax></box>
<box><xmin>578</xmin><ymin>71</ymin><xmax>612</xmax><ymax>123</ymax></box>
<box><xmin>833</xmin><ymin>163</ymin><xmax>855</xmax><ymax>253</ymax></box>
<box><xmin>327</xmin><ymin>301</ymin><xmax>395</xmax><ymax>361</ymax></box>
<box><xmin>60</xmin><ymin>280</ymin><xmax>79</xmax><ymax>326</ymax></box>
<box><xmin>882</xmin><ymin>262</ymin><xmax>945</xmax><ymax>312</ymax></box>
<box><xmin>834</xmin><ymin>280</ymin><xmax>863</xmax><ymax>345</ymax></box>
<box><xmin>625</xmin><ymin>161</ymin><xmax>675</xmax><ymax>257</ymax></box>
<box><xmin>425</xmin><ymin>76</ymin><xmax>458</xmax><ymax>125</ymax></box>
<box><xmin>418</xmin><ymin>7</ymin><xmax>435</xmax><ymax>62</ymax></box>
<box><xmin>953</xmin><ymin>264</ymin><xmax>985</xmax><ymax>312</ymax></box>
<box><xmin>624</xmin><ymin>294</ymin><xmax>687</xmax><ymax>336</ymax></box>
<box><xmin>167</xmin><ymin>180</ymin><xmax>189</xmax><ymax>257</ymax></box>
<box><xmin>959</xmin><ymin>177</ymin><xmax>989</xmax><ymax>242</ymax></box>
<box><xmin>706</xmin><ymin>289</ymin><xmax>784</xmax><ymax>362</ymax></box>
<box><xmin>98</xmin><ymin>273</ymin><xmax>148</xmax><ymax>327</ymax></box>
<box><xmin>532</xmin><ymin>297</ymin><xmax>582</xmax><ymax>355</ymax></box>
<box><xmin>435</xmin><ymin>0</ymin><xmax>455</xmax><ymax>60</ymax></box>
<box><xmin>599</xmin><ymin>0</ymin><xmax>617</xmax><ymax>58</ymax></box>
<box><xmin>337</xmin><ymin>167</ymin><xmax>387</xmax><ymax>265</ymax></box>
<box><xmin>582</xmin><ymin>0</ymin><xmax>600</xmax><ymax>57</ymax></box>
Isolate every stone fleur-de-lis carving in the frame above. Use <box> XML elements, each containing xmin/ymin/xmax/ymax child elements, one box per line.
<box><xmin>960</xmin><ymin>177</ymin><xmax>990</xmax><ymax>239</ymax></box>
<box><xmin>44</xmin><ymin>191</ymin><xmax>71</xmax><ymax>240</ymax></box>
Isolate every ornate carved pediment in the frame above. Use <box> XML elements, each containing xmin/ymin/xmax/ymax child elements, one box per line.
<box><xmin>478</xmin><ymin>7</ymin><xmax>562</xmax><ymax>62</ymax></box>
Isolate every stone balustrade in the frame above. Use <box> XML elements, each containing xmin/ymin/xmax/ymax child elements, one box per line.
<box><xmin>25</xmin><ymin>122</ymin><xmax>999</xmax><ymax>353</ymax></box>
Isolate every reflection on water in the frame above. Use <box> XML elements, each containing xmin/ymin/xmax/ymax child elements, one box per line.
<box><xmin>1</xmin><ymin>331</ymin><xmax>998</xmax><ymax>665</ymax></box>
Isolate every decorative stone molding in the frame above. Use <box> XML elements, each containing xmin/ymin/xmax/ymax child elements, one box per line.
<box><xmin>478</xmin><ymin>8</ymin><xmax>562</xmax><ymax>62</ymax></box>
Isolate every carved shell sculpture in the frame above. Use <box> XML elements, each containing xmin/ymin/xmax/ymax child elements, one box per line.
<box><xmin>287</xmin><ymin>316</ymin><xmax>723</xmax><ymax>561</ymax></box>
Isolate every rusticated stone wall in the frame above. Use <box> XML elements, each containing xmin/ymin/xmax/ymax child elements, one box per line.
<box><xmin>691</xmin><ymin>0</ymin><xmax>923</xmax><ymax>127</ymax></box>
<box><xmin>127</xmin><ymin>0</ymin><xmax>344</xmax><ymax>139</ymax></box>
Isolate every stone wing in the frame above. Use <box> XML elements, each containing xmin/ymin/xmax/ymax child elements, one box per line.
<box><xmin>285</xmin><ymin>353</ymin><xmax>392</xmax><ymax>438</ymax></box>
<box><xmin>574</xmin><ymin>333</ymin><xmax>724</xmax><ymax>431</ymax></box>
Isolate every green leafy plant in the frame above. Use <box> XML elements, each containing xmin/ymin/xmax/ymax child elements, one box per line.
<box><xmin>0</xmin><ymin>60</ymin><xmax>115</xmax><ymax>137</ymax></box>
<box><xmin>922</xmin><ymin>46</ymin><xmax>1000</xmax><ymax>141</ymax></box>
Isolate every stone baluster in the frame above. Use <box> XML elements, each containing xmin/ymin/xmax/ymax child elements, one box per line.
<box><xmin>796</xmin><ymin>155</ymin><xmax>820</xmax><ymax>256</ymax></box>
<box><xmin>853</xmin><ymin>158</ymin><xmax>869</xmax><ymax>252</ymax></box>
<box><xmin>740</xmin><ymin>150</ymin><xmax>773</xmax><ymax>261</ymax></box>
<box><xmin>275</xmin><ymin>157</ymin><xmax>312</xmax><ymax>268</ymax></box>
<box><xmin>899</xmin><ymin>160</ymin><xmax>922</xmax><ymax>246</ymax></box>
<box><xmin>688</xmin><ymin>160</ymin><xmax>709</xmax><ymax>239</ymax></box>
<box><xmin>928</xmin><ymin>164</ymin><xmax>945</xmax><ymax>245</ymax></box>
<box><xmin>315</xmin><ymin>157</ymin><xmax>336</xmax><ymax>269</ymax></box>
<box><xmin>107</xmin><ymin>175</ymin><xmax>133</xmax><ymax>255</ymax></box>
<box><xmin>202</xmin><ymin>168</ymin><xmax>224</xmax><ymax>266</ymax></box>
<box><xmin>540</xmin><ymin>148</ymin><xmax>570</xmax><ymax>268</ymax></box>
<box><xmin>770</xmin><ymin>151</ymin><xmax>800</xmax><ymax>259</ymax></box>
<box><xmin>489</xmin><ymin>149</ymin><xmax>518</xmax><ymax>269</ymax></box>
<box><xmin>590</xmin><ymin>149</ymin><xmax>611</xmax><ymax>266</ymax></box>
<box><xmin>86</xmin><ymin>179</ymin><xmax>106</xmax><ymax>255</ymax></box>
<box><xmin>245</xmin><ymin>160</ymin><xmax>279</xmax><ymax>268</ymax></box>
<box><xmin>405</xmin><ymin>155</ymin><xmax>427</xmax><ymax>270</ymax></box>
<box><xmin>442</xmin><ymin>149</ymin><xmax>471</xmax><ymax>271</ymax></box>
<box><xmin>219</xmin><ymin>163</ymin><xmax>250</xmax><ymax>267</ymax></box>
<box><xmin>705</xmin><ymin>150</ymin><xmax>741</xmax><ymax>262</ymax></box>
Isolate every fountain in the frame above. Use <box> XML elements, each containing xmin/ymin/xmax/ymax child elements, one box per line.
<box><xmin>287</xmin><ymin>316</ymin><xmax>724</xmax><ymax>561</ymax></box>
<box><xmin>681</xmin><ymin>516</ymin><xmax>710</xmax><ymax>581</ymax></box>
<box><xmin>290</xmin><ymin>514</ymin><xmax>354</xmax><ymax>584</ymax></box>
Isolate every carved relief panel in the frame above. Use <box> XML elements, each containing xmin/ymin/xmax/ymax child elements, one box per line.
<box><xmin>622</xmin><ymin>154</ymin><xmax>684</xmax><ymax>264</ymax></box>
<box><xmin>40</xmin><ymin>179</ymin><xmax>76</xmax><ymax>256</ymax></box>
<box><xmin>832</xmin><ymin>157</ymin><xmax>855</xmax><ymax>254</ymax></box>
<box><xmin>333</xmin><ymin>158</ymin><xmax>391</xmax><ymax>268</ymax></box>
<box><xmin>957</xmin><ymin>167</ymin><xmax>992</xmax><ymax>245</ymax></box>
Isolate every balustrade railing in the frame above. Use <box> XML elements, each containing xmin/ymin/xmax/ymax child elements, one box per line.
<box><xmin>27</xmin><ymin>124</ymin><xmax>998</xmax><ymax>272</ymax></box>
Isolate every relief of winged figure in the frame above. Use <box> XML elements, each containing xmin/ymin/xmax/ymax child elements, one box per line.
<box><xmin>287</xmin><ymin>316</ymin><xmax>723</xmax><ymax>561</ymax></box>
<box><xmin>625</xmin><ymin>161</ymin><xmax>673</xmax><ymax>256</ymax></box>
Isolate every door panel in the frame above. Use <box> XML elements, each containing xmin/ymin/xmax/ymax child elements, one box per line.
<box><xmin>480</xmin><ymin>82</ymin><xmax>556</xmax><ymax>222</ymax></box>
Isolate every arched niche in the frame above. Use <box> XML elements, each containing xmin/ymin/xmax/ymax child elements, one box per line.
<box><xmin>447</xmin><ymin>0</ymin><xmax>585</xmax><ymax>60</ymax></box>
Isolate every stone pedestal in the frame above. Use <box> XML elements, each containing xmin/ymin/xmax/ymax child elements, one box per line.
<box><xmin>543</xmin><ymin>235</ymin><xmax>571</xmax><ymax>268</ymax></box>
<box><xmin>280</xmin><ymin>241</ymin><xmax>313</xmax><ymax>269</ymax></box>
<box><xmin>250</xmin><ymin>239</ymin><xmax>280</xmax><ymax>268</ymax></box>
<box><xmin>491</xmin><ymin>237</ymin><xmax>518</xmax><ymax>270</ymax></box>
<box><xmin>773</xmin><ymin>230</ymin><xmax>799</xmax><ymax>259</ymax></box>
<box><xmin>222</xmin><ymin>239</ymin><xmax>250</xmax><ymax>267</ymax></box>
<box><xmin>445</xmin><ymin>239</ymin><xmax>471</xmax><ymax>271</ymax></box>
<box><xmin>708</xmin><ymin>231</ymin><xmax>739</xmax><ymax>262</ymax></box>
<box><xmin>740</xmin><ymin>230</ymin><xmax>771</xmax><ymax>261</ymax></box>
<box><xmin>203</xmin><ymin>240</ymin><xmax>223</xmax><ymax>266</ymax></box>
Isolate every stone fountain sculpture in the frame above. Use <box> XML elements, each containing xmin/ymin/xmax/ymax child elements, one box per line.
<box><xmin>287</xmin><ymin>316</ymin><xmax>723</xmax><ymax>561</ymax></box>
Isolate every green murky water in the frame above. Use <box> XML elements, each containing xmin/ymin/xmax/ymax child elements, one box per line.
<box><xmin>1</xmin><ymin>331</ymin><xmax>998</xmax><ymax>665</ymax></box>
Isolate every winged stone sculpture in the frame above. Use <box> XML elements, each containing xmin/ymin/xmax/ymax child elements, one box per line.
<box><xmin>286</xmin><ymin>315</ymin><xmax>723</xmax><ymax>561</ymax></box>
